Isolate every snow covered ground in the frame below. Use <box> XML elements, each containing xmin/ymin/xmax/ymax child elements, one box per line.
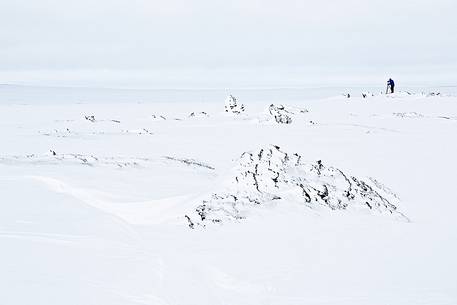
<box><xmin>1</xmin><ymin>88</ymin><xmax>457</xmax><ymax>304</ymax></box>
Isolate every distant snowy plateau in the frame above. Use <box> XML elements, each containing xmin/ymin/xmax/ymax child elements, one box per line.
<box><xmin>1</xmin><ymin>91</ymin><xmax>456</xmax><ymax>304</ymax></box>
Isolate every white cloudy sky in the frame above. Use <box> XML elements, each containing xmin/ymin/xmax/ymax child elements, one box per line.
<box><xmin>1</xmin><ymin>0</ymin><xmax>456</xmax><ymax>87</ymax></box>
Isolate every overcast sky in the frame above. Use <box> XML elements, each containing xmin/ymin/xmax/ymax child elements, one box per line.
<box><xmin>1</xmin><ymin>0</ymin><xmax>456</xmax><ymax>87</ymax></box>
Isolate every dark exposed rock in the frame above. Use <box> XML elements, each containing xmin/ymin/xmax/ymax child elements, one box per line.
<box><xmin>85</xmin><ymin>115</ymin><xmax>96</xmax><ymax>122</ymax></box>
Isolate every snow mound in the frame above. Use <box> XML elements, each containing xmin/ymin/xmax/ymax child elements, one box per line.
<box><xmin>224</xmin><ymin>94</ymin><xmax>245</xmax><ymax>114</ymax></box>
<box><xmin>38</xmin><ymin>127</ymin><xmax>153</xmax><ymax>137</ymax></box>
<box><xmin>385</xmin><ymin>91</ymin><xmax>448</xmax><ymax>99</ymax></box>
<box><xmin>263</xmin><ymin>104</ymin><xmax>309</xmax><ymax>124</ymax></box>
<box><xmin>185</xmin><ymin>145</ymin><xmax>406</xmax><ymax>227</ymax></box>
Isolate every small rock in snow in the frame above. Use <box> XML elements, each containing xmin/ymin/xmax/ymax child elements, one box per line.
<box><xmin>224</xmin><ymin>95</ymin><xmax>245</xmax><ymax>114</ymax></box>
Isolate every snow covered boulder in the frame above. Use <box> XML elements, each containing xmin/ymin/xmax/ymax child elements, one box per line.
<box><xmin>185</xmin><ymin>145</ymin><xmax>406</xmax><ymax>228</ymax></box>
<box><xmin>264</xmin><ymin>104</ymin><xmax>309</xmax><ymax>124</ymax></box>
<box><xmin>85</xmin><ymin>115</ymin><xmax>96</xmax><ymax>122</ymax></box>
<box><xmin>268</xmin><ymin>104</ymin><xmax>293</xmax><ymax>124</ymax></box>
<box><xmin>224</xmin><ymin>95</ymin><xmax>245</xmax><ymax>114</ymax></box>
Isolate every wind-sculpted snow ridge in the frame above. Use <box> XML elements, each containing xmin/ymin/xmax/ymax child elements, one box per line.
<box><xmin>393</xmin><ymin>112</ymin><xmax>457</xmax><ymax>121</ymax></box>
<box><xmin>384</xmin><ymin>91</ymin><xmax>455</xmax><ymax>99</ymax></box>
<box><xmin>0</xmin><ymin>152</ymin><xmax>217</xmax><ymax>171</ymax></box>
<box><xmin>0</xmin><ymin>152</ymin><xmax>155</xmax><ymax>168</ymax></box>
<box><xmin>262</xmin><ymin>104</ymin><xmax>310</xmax><ymax>124</ymax></box>
<box><xmin>39</xmin><ymin>128</ymin><xmax>153</xmax><ymax>137</ymax></box>
<box><xmin>393</xmin><ymin>112</ymin><xmax>425</xmax><ymax>119</ymax></box>
<box><xmin>163</xmin><ymin>156</ymin><xmax>215</xmax><ymax>170</ymax></box>
<box><xmin>185</xmin><ymin>145</ymin><xmax>407</xmax><ymax>228</ymax></box>
<box><xmin>224</xmin><ymin>95</ymin><xmax>245</xmax><ymax>114</ymax></box>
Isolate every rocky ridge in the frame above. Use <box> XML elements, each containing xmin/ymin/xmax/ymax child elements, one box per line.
<box><xmin>185</xmin><ymin>145</ymin><xmax>407</xmax><ymax>228</ymax></box>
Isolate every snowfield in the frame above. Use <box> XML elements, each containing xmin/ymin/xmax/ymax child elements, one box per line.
<box><xmin>1</xmin><ymin>89</ymin><xmax>457</xmax><ymax>305</ymax></box>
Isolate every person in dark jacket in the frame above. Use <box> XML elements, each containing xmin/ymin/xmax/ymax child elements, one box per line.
<box><xmin>387</xmin><ymin>78</ymin><xmax>395</xmax><ymax>94</ymax></box>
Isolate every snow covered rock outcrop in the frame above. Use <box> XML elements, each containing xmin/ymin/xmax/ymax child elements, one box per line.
<box><xmin>263</xmin><ymin>104</ymin><xmax>309</xmax><ymax>124</ymax></box>
<box><xmin>189</xmin><ymin>111</ymin><xmax>209</xmax><ymax>118</ymax></box>
<box><xmin>224</xmin><ymin>95</ymin><xmax>245</xmax><ymax>114</ymax></box>
<box><xmin>85</xmin><ymin>115</ymin><xmax>96</xmax><ymax>122</ymax></box>
<box><xmin>185</xmin><ymin>145</ymin><xmax>406</xmax><ymax>228</ymax></box>
<box><xmin>268</xmin><ymin>104</ymin><xmax>293</xmax><ymax>124</ymax></box>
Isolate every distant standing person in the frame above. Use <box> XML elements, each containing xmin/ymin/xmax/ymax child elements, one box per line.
<box><xmin>387</xmin><ymin>78</ymin><xmax>395</xmax><ymax>94</ymax></box>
